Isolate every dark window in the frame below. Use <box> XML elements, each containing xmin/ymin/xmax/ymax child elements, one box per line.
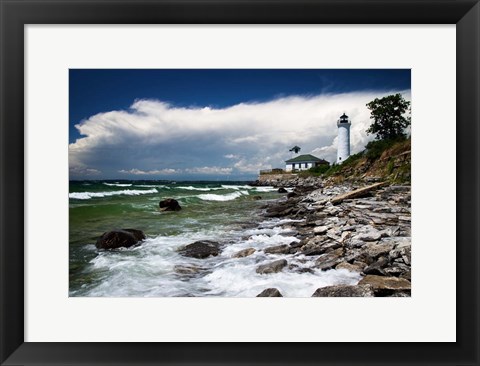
<box><xmin>339</xmin><ymin>157</ymin><xmax>342</xmax><ymax>160</ymax></box>
<box><xmin>292</xmin><ymin>163</ymin><xmax>295</xmax><ymax>169</ymax></box>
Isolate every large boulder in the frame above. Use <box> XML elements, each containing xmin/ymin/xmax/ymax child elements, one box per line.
<box><xmin>256</xmin><ymin>259</ymin><xmax>287</xmax><ymax>274</ymax></box>
<box><xmin>312</xmin><ymin>285</ymin><xmax>374</xmax><ymax>297</ymax></box>
<box><xmin>159</xmin><ymin>198</ymin><xmax>182</xmax><ymax>211</ymax></box>
<box><xmin>179</xmin><ymin>240</ymin><xmax>221</xmax><ymax>259</ymax></box>
<box><xmin>96</xmin><ymin>229</ymin><xmax>146</xmax><ymax>249</ymax></box>
<box><xmin>277</xmin><ymin>187</ymin><xmax>288</xmax><ymax>193</ymax></box>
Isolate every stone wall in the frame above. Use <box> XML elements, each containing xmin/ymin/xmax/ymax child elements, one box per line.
<box><xmin>257</xmin><ymin>174</ymin><xmax>297</xmax><ymax>184</ymax></box>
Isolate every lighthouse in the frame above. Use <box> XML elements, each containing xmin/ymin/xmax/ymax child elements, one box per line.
<box><xmin>337</xmin><ymin>113</ymin><xmax>351</xmax><ymax>164</ymax></box>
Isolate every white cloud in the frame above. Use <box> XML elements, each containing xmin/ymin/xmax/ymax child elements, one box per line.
<box><xmin>69</xmin><ymin>165</ymin><xmax>101</xmax><ymax>176</ymax></box>
<box><xmin>224</xmin><ymin>154</ymin><xmax>241</xmax><ymax>159</ymax></box>
<box><xmin>185</xmin><ymin>166</ymin><xmax>233</xmax><ymax>175</ymax></box>
<box><xmin>118</xmin><ymin>168</ymin><xmax>177</xmax><ymax>175</ymax></box>
<box><xmin>69</xmin><ymin>90</ymin><xmax>411</xmax><ymax>177</ymax></box>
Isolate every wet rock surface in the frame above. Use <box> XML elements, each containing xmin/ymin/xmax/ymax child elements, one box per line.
<box><xmin>256</xmin><ymin>259</ymin><xmax>288</xmax><ymax>274</ymax></box>
<box><xmin>257</xmin><ymin>288</ymin><xmax>283</xmax><ymax>297</ymax></box>
<box><xmin>250</xmin><ymin>179</ymin><xmax>412</xmax><ymax>296</ymax></box>
<box><xmin>96</xmin><ymin>229</ymin><xmax>146</xmax><ymax>249</ymax></box>
<box><xmin>159</xmin><ymin>198</ymin><xmax>182</xmax><ymax>211</ymax></box>
<box><xmin>232</xmin><ymin>247</ymin><xmax>256</xmax><ymax>258</ymax></box>
<box><xmin>312</xmin><ymin>284</ymin><xmax>374</xmax><ymax>297</ymax></box>
<box><xmin>179</xmin><ymin>240</ymin><xmax>221</xmax><ymax>259</ymax></box>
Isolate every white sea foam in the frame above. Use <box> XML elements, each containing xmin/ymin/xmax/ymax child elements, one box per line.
<box><xmin>69</xmin><ymin>188</ymin><xmax>158</xmax><ymax>200</ymax></box>
<box><xmin>253</xmin><ymin>186</ymin><xmax>278</xmax><ymax>192</ymax></box>
<box><xmin>71</xmin><ymin>223</ymin><xmax>361</xmax><ymax>297</ymax></box>
<box><xmin>134</xmin><ymin>184</ymin><xmax>169</xmax><ymax>188</ymax></box>
<box><xmin>197</xmin><ymin>191</ymin><xmax>249</xmax><ymax>201</ymax></box>
<box><xmin>177</xmin><ymin>186</ymin><xmax>223</xmax><ymax>191</ymax></box>
<box><xmin>103</xmin><ymin>183</ymin><xmax>132</xmax><ymax>187</ymax></box>
<box><xmin>221</xmin><ymin>184</ymin><xmax>252</xmax><ymax>190</ymax></box>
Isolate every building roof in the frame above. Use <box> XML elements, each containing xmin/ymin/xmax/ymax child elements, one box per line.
<box><xmin>285</xmin><ymin>154</ymin><xmax>328</xmax><ymax>163</ymax></box>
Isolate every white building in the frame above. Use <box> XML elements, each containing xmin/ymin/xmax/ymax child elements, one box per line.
<box><xmin>337</xmin><ymin>113</ymin><xmax>351</xmax><ymax>164</ymax></box>
<box><xmin>285</xmin><ymin>154</ymin><xmax>329</xmax><ymax>172</ymax></box>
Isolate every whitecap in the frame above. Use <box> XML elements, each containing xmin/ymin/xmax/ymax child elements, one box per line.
<box><xmin>221</xmin><ymin>184</ymin><xmax>252</xmax><ymax>190</ymax></box>
<box><xmin>103</xmin><ymin>183</ymin><xmax>132</xmax><ymax>187</ymax></box>
<box><xmin>177</xmin><ymin>186</ymin><xmax>223</xmax><ymax>191</ymax></box>
<box><xmin>69</xmin><ymin>188</ymin><xmax>158</xmax><ymax>200</ymax></box>
<box><xmin>197</xmin><ymin>191</ymin><xmax>247</xmax><ymax>201</ymax></box>
<box><xmin>253</xmin><ymin>186</ymin><xmax>278</xmax><ymax>192</ymax></box>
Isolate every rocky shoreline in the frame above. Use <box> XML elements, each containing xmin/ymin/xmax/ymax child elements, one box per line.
<box><xmin>93</xmin><ymin>177</ymin><xmax>411</xmax><ymax>297</ymax></box>
<box><xmin>249</xmin><ymin>176</ymin><xmax>412</xmax><ymax>297</ymax></box>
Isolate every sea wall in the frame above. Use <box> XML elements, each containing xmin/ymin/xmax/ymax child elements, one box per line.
<box><xmin>255</xmin><ymin>174</ymin><xmax>324</xmax><ymax>188</ymax></box>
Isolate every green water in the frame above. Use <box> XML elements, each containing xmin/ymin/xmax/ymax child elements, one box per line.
<box><xmin>69</xmin><ymin>180</ymin><xmax>278</xmax><ymax>294</ymax></box>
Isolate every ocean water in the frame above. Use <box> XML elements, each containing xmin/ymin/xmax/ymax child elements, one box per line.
<box><xmin>69</xmin><ymin>180</ymin><xmax>360</xmax><ymax>297</ymax></box>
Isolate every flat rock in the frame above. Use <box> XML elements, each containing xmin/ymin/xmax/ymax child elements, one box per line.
<box><xmin>315</xmin><ymin>248</ymin><xmax>344</xmax><ymax>270</ymax></box>
<box><xmin>352</xmin><ymin>231</ymin><xmax>382</xmax><ymax>242</ymax></box>
<box><xmin>359</xmin><ymin>275</ymin><xmax>411</xmax><ymax>293</ymax></box>
<box><xmin>179</xmin><ymin>240</ymin><xmax>221</xmax><ymax>259</ymax></box>
<box><xmin>256</xmin><ymin>259</ymin><xmax>288</xmax><ymax>274</ymax></box>
<box><xmin>232</xmin><ymin>247</ymin><xmax>256</xmax><ymax>258</ymax></box>
<box><xmin>313</xmin><ymin>226</ymin><xmax>329</xmax><ymax>235</ymax></box>
<box><xmin>312</xmin><ymin>285</ymin><xmax>374</xmax><ymax>297</ymax></box>
<box><xmin>264</xmin><ymin>244</ymin><xmax>291</xmax><ymax>255</ymax></box>
<box><xmin>256</xmin><ymin>288</ymin><xmax>283</xmax><ymax>297</ymax></box>
<box><xmin>335</xmin><ymin>261</ymin><xmax>364</xmax><ymax>273</ymax></box>
<box><xmin>364</xmin><ymin>242</ymin><xmax>395</xmax><ymax>258</ymax></box>
<box><xmin>174</xmin><ymin>265</ymin><xmax>203</xmax><ymax>275</ymax></box>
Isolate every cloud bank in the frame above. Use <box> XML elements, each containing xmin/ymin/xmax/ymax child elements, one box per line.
<box><xmin>69</xmin><ymin>90</ymin><xmax>410</xmax><ymax>179</ymax></box>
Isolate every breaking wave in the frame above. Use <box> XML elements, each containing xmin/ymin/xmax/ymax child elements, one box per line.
<box><xmin>69</xmin><ymin>188</ymin><xmax>158</xmax><ymax>200</ymax></box>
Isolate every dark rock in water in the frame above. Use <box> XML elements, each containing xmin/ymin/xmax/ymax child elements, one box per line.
<box><xmin>264</xmin><ymin>244</ymin><xmax>290</xmax><ymax>254</ymax></box>
<box><xmin>232</xmin><ymin>247</ymin><xmax>256</xmax><ymax>258</ymax></box>
<box><xmin>179</xmin><ymin>240</ymin><xmax>221</xmax><ymax>258</ymax></box>
<box><xmin>256</xmin><ymin>259</ymin><xmax>287</xmax><ymax>274</ymax></box>
<box><xmin>277</xmin><ymin>187</ymin><xmax>288</xmax><ymax>193</ymax></box>
<box><xmin>287</xmin><ymin>192</ymin><xmax>297</xmax><ymax>199</ymax></box>
<box><xmin>257</xmin><ymin>288</ymin><xmax>283</xmax><ymax>297</ymax></box>
<box><xmin>252</xmin><ymin>195</ymin><xmax>262</xmax><ymax>200</ymax></box>
<box><xmin>312</xmin><ymin>285</ymin><xmax>374</xmax><ymax>297</ymax></box>
<box><xmin>159</xmin><ymin>198</ymin><xmax>182</xmax><ymax>211</ymax></box>
<box><xmin>174</xmin><ymin>265</ymin><xmax>204</xmax><ymax>275</ymax></box>
<box><xmin>96</xmin><ymin>229</ymin><xmax>146</xmax><ymax>249</ymax></box>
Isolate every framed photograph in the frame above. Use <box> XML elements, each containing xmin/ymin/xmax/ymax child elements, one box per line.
<box><xmin>1</xmin><ymin>0</ymin><xmax>479</xmax><ymax>365</ymax></box>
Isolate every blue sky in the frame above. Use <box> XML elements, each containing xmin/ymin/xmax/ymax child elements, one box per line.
<box><xmin>69</xmin><ymin>69</ymin><xmax>411</xmax><ymax>180</ymax></box>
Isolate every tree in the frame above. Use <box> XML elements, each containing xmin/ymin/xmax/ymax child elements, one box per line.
<box><xmin>366</xmin><ymin>93</ymin><xmax>411</xmax><ymax>140</ymax></box>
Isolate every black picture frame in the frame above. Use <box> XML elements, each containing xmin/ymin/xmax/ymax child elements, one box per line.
<box><xmin>1</xmin><ymin>0</ymin><xmax>479</xmax><ymax>365</ymax></box>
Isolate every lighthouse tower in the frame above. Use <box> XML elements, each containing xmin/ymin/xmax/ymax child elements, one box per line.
<box><xmin>337</xmin><ymin>113</ymin><xmax>351</xmax><ymax>164</ymax></box>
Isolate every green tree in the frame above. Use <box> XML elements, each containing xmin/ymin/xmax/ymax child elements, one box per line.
<box><xmin>366</xmin><ymin>93</ymin><xmax>411</xmax><ymax>140</ymax></box>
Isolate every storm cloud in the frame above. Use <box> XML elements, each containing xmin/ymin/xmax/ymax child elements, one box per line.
<box><xmin>69</xmin><ymin>90</ymin><xmax>410</xmax><ymax>179</ymax></box>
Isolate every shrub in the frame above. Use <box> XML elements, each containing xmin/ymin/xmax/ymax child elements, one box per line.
<box><xmin>365</xmin><ymin>138</ymin><xmax>405</xmax><ymax>160</ymax></box>
<box><xmin>309</xmin><ymin>164</ymin><xmax>330</xmax><ymax>174</ymax></box>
